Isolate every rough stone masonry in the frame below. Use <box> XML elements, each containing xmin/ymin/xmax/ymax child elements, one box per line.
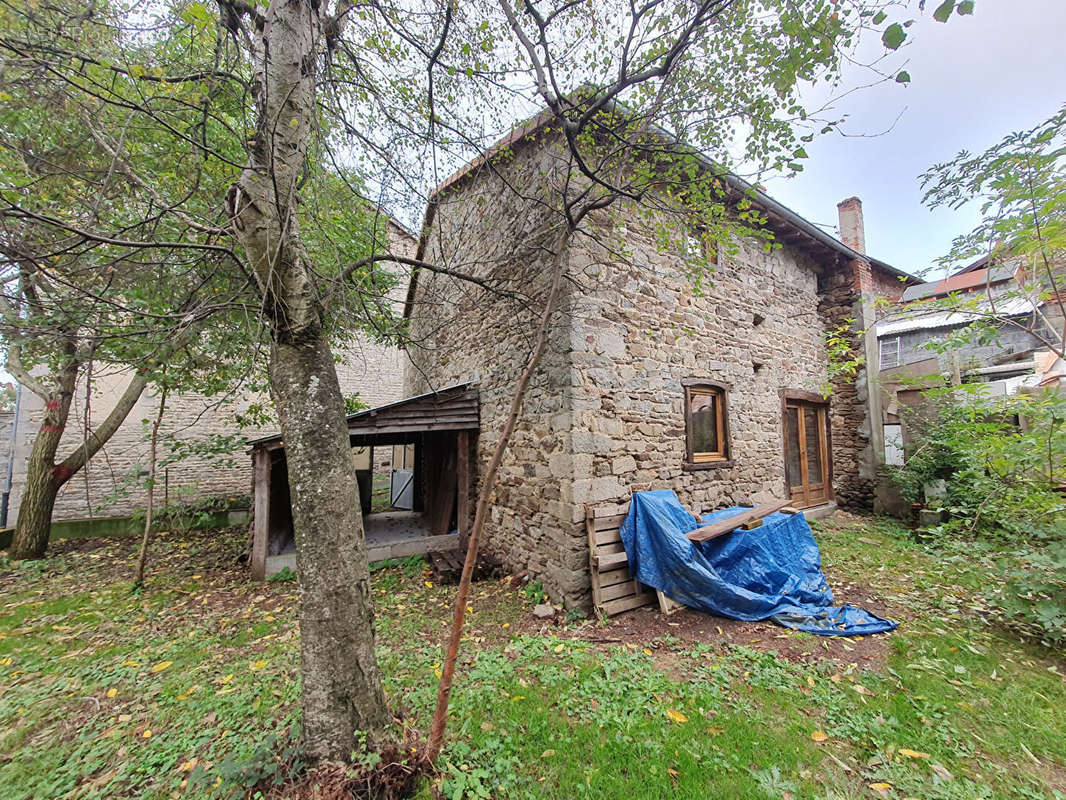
<box><xmin>406</xmin><ymin>135</ymin><xmax>905</xmax><ymax>608</ymax></box>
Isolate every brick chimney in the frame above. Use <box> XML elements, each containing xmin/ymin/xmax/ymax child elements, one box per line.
<box><xmin>837</xmin><ymin>196</ymin><xmax>866</xmax><ymax>254</ymax></box>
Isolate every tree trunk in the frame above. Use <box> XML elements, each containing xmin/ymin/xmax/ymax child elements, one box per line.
<box><xmin>10</xmin><ymin>435</ymin><xmax>63</xmax><ymax>560</ymax></box>
<box><xmin>224</xmin><ymin>0</ymin><xmax>393</xmax><ymax>762</ymax></box>
<box><xmin>269</xmin><ymin>335</ymin><xmax>390</xmax><ymax>759</ymax></box>
<box><xmin>134</xmin><ymin>385</ymin><xmax>167</xmax><ymax>587</ymax></box>
<box><xmin>9</xmin><ymin>363</ymin><xmax>78</xmax><ymax>559</ymax></box>
<box><xmin>427</xmin><ymin>227</ymin><xmax>573</xmax><ymax>762</ymax></box>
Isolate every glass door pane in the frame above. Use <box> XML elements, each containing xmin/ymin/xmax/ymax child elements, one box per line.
<box><xmin>804</xmin><ymin>407</ymin><xmax>824</xmax><ymax>488</ymax></box>
<box><xmin>785</xmin><ymin>406</ymin><xmax>803</xmax><ymax>489</ymax></box>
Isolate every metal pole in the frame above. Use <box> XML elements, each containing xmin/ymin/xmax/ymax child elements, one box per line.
<box><xmin>1</xmin><ymin>382</ymin><xmax>24</xmax><ymax>528</ymax></box>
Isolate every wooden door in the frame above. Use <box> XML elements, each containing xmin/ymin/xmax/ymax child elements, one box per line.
<box><xmin>784</xmin><ymin>401</ymin><xmax>830</xmax><ymax>508</ymax></box>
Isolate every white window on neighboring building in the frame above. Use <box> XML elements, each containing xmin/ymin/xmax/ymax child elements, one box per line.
<box><xmin>880</xmin><ymin>336</ymin><xmax>901</xmax><ymax>369</ymax></box>
<box><xmin>883</xmin><ymin>423</ymin><xmax>904</xmax><ymax>466</ymax></box>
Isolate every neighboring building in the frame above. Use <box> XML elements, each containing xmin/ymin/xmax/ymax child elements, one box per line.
<box><xmin>402</xmin><ymin>120</ymin><xmax>915</xmax><ymax>607</ymax></box>
<box><xmin>873</xmin><ymin>256</ymin><xmax>1062</xmax><ymax>468</ymax></box>
<box><xmin>4</xmin><ymin>216</ymin><xmax>416</xmax><ymax>525</ymax></box>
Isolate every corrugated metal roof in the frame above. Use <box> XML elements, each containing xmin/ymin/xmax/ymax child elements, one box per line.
<box><xmin>875</xmin><ymin>295</ymin><xmax>1035</xmax><ymax>337</ymax></box>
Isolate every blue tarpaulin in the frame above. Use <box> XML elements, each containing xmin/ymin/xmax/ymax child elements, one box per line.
<box><xmin>618</xmin><ymin>490</ymin><xmax>897</xmax><ymax>636</ymax></box>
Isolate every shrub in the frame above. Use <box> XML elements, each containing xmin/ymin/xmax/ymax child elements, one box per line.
<box><xmin>890</xmin><ymin>386</ymin><xmax>1066</xmax><ymax>647</ymax></box>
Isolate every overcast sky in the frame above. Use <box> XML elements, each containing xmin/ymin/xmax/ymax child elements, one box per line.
<box><xmin>760</xmin><ymin>1</ymin><xmax>1066</xmax><ymax>280</ymax></box>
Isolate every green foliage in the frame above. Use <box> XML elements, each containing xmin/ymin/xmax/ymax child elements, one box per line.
<box><xmin>890</xmin><ymin>387</ymin><xmax>1066</xmax><ymax>647</ymax></box>
<box><xmin>822</xmin><ymin>320</ymin><xmax>865</xmax><ymax>397</ymax></box>
<box><xmin>989</xmin><ymin>540</ymin><xmax>1066</xmax><ymax>648</ymax></box>
<box><xmin>343</xmin><ymin>393</ymin><xmax>369</xmax><ymax>415</ymax></box>
<box><xmin>4</xmin><ymin>521</ymin><xmax>1066</xmax><ymax>799</ymax></box>
<box><xmin>921</xmin><ymin>103</ymin><xmax>1066</xmax><ymax>300</ymax></box>
<box><xmin>522</xmin><ymin>579</ymin><xmax>548</xmax><ymax>605</ymax></box>
<box><xmin>890</xmin><ymin>387</ymin><xmax>1065</xmax><ymax>539</ymax></box>
<box><xmin>267</xmin><ymin>567</ymin><xmax>297</xmax><ymax>583</ymax></box>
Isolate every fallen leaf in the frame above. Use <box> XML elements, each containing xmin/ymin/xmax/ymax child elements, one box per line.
<box><xmin>553</xmin><ymin>643</ymin><xmax>564</xmax><ymax>653</ymax></box>
<box><xmin>898</xmin><ymin>748</ymin><xmax>930</xmax><ymax>759</ymax></box>
<box><xmin>811</xmin><ymin>731</ymin><xmax>829</xmax><ymax>742</ymax></box>
<box><xmin>250</xmin><ymin>659</ymin><xmax>268</xmax><ymax>671</ymax></box>
<box><xmin>930</xmin><ymin>763</ymin><xmax>954</xmax><ymax>781</ymax></box>
<box><xmin>150</xmin><ymin>661</ymin><xmax>172</xmax><ymax>674</ymax></box>
<box><xmin>666</xmin><ymin>709</ymin><xmax>688</xmax><ymax>724</ymax></box>
<box><xmin>868</xmin><ymin>783</ymin><xmax>892</xmax><ymax>796</ymax></box>
<box><xmin>106</xmin><ymin>688</ymin><xmax>117</xmax><ymax>699</ymax></box>
<box><xmin>541</xmin><ymin>749</ymin><xmax>555</xmax><ymax>758</ymax></box>
<box><xmin>142</xmin><ymin>730</ymin><xmax>152</xmax><ymax>739</ymax></box>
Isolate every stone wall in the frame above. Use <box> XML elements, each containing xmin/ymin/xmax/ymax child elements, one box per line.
<box><xmin>405</xmin><ymin>139</ymin><xmax>579</xmax><ymax>598</ymax></box>
<box><xmin>817</xmin><ymin>260</ymin><xmax>876</xmax><ymax>509</ymax></box>
<box><xmin>566</xmin><ymin>213</ymin><xmax>839</xmax><ymax>528</ymax></box>
<box><xmin>406</xmin><ymin>137</ymin><xmax>888</xmax><ymax>607</ymax></box>
<box><xmin>8</xmin><ymin>221</ymin><xmax>416</xmax><ymax>523</ymax></box>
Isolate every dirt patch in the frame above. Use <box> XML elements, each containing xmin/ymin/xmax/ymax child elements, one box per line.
<box><xmin>520</xmin><ymin>576</ymin><xmax>903</xmax><ymax>672</ymax></box>
<box><xmin>578</xmin><ymin>606</ymin><xmax>893</xmax><ymax>670</ymax></box>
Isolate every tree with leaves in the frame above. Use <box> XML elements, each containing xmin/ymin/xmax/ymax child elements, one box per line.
<box><xmin>1</xmin><ymin>0</ymin><xmax>963</xmax><ymax>768</ymax></box>
<box><xmin>918</xmin><ymin>103</ymin><xmax>1066</xmax><ymax>360</ymax></box>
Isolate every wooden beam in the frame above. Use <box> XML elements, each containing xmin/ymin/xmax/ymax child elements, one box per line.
<box><xmin>456</xmin><ymin>430</ymin><xmax>471</xmax><ymax>551</ymax></box>
<box><xmin>686</xmin><ymin>499</ymin><xmax>789</xmax><ymax>543</ymax></box>
<box><xmin>250</xmin><ymin>448</ymin><xmax>271</xmax><ymax>580</ymax></box>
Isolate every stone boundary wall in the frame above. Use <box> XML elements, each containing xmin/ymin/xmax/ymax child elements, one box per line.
<box><xmin>7</xmin><ymin>222</ymin><xmax>415</xmax><ymax>524</ymax></box>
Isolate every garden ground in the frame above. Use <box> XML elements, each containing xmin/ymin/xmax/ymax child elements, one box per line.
<box><xmin>0</xmin><ymin>512</ymin><xmax>1064</xmax><ymax>799</ymax></box>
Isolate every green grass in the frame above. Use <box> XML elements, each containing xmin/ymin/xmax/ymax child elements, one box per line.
<box><xmin>0</xmin><ymin>516</ymin><xmax>1064</xmax><ymax>799</ymax></box>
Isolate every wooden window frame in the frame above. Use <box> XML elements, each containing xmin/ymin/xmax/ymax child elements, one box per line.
<box><xmin>683</xmin><ymin>380</ymin><xmax>731</xmax><ymax>468</ymax></box>
<box><xmin>880</xmin><ymin>335</ymin><xmax>901</xmax><ymax>369</ymax></box>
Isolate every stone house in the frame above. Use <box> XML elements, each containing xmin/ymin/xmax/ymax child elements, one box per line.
<box><xmin>3</xmin><ymin>216</ymin><xmax>416</xmax><ymax>527</ymax></box>
<box><xmin>874</xmin><ymin>256</ymin><xmax>1061</xmax><ymax>467</ymax></box>
<box><xmin>403</xmin><ymin>122</ymin><xmax>915</xmax><ymax>608</ymax></box>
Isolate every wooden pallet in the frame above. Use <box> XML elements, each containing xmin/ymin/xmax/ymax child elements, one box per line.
<box><xmin>586</xmin><ymin>500</ymin><xmax>656</xmax><ymax>616</ymax></box>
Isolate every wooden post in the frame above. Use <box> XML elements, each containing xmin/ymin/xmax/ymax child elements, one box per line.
<box><xmin>250</xmin><ymin>447</ymin><xmax>271</xmax><ymax>580</ymax></box>
<box><xmin>456</xmin><ymin>430</ymin><xmax>471</xmax><ymax>550</ymax></box>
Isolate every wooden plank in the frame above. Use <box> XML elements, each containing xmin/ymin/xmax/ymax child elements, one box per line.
<box><xmin>596</xmin><ymin>551</ymin><xmax>629</xmax><ymax>570</ymax></box>
<box><xmin>346</xmin><ymin>420</ymin><xmax>480</xmax><ymax>436</ymax></box>
<box><xmin>598</xmin><ymin>566</ymin><xmax>636</xmax><ymax>588</ymax></box>
<box><xmin>686</xmin><ymin>499</ymin><xmax>789</xmax><ymax>543</ymax></box>
<box><xmin>603</xmin><ymin>592</ymin><xmax>656</xmax><ymax>616</ymax></box>
<box><xmin>586</xmin><ymin>506</ymin><xmax>604</xmax><ymax>609</ymax></box>
<box><xmin>657</xmin><ymin>591</ymin><xmax>685</xmax><ymax>615</ymax></box>
<box><xmin>600</xmin><ymin>580</ymin><xmax>643</xmax><ymax>602</ymax></box>
<box><xmin>594</xmin><ymin>527</ymin><xmax>623</xmax><ymax>546</ymax></box>
<box><xmin>593</xmin><ymin>501</ymin><xmax>631</xmax><ymax>519</ymax></box>
<box><xmin>456</xmin><ymin>430</ymin><xmax>471</xmax><ymax>551</ymax></box>
<box><xmin>250</xmin><ymin>449</ymin><xmax>270</xmax><ymax>581</ymax></box>
<box><xmin>592</xmin><ymin>514</ymin><xmax>628</xmax><ymax>532</ymax></box>
<box><xmin>366</xmin><ymin>533</ymin><xmax>460</xmax><ymax>562</ymax></box>
<box><xmin>430</xmin><ymin>447</ymin><xmax>457</xmax><ymax>536</ymax></box>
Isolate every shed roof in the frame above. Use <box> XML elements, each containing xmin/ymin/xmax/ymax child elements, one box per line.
<box><xmin>249</xmin><ymin>383</ymin><xmax>479</xmax><ymax>449</ymax></box>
